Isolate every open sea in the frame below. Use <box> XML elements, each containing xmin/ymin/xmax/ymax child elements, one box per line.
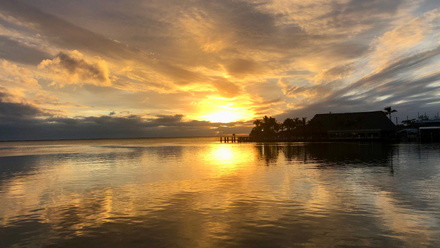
<box><xmin>0</xmin><ymin>137</ymin><xmax>439</xmax><ymax>247</ymax></box>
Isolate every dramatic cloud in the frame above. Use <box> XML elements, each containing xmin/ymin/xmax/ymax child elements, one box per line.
<box><xmin>279</xmin><ymin>46</ymin><xmax>440</xmax><ymax>120</ymax></box>
<box><xmin>39</xmin><ymin>51</ymin><xmax>111</xmax><ymax>86</ymax></box>
<box><xmin>0</xmin><ymin>110</ymin><xmax>252</xmax><ymax>141</ymax></box>
<box><xmin>0</xmin><ymin>87</ymin><xmax>251</xmax><ymax>141</ymax></box>
<box><xmin>0</xmin><ymin>0</ymin><xmax>439</xmax><ymax>140</ymax></box>
<box><xmin>0</xmin><ymin>90</ymin><xmax>46</xmax><ymax>120</ymax></box>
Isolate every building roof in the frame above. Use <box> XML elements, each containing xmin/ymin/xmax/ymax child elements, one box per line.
<box><xmin>308</xmin><ymin>111</ymin><xmax>396</xmax><ymax>133</ymax></box>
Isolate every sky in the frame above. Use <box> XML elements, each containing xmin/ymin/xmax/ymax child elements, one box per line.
<box><xmin>0</xmin><ymin>0</ymin><xmax>440</xmax><ymax>140</ymax></box>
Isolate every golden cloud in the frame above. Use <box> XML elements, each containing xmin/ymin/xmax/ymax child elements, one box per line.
<box><xmin>39</xmin><ymin>50</ymin><xmax>111</xmax><ymax>87</ymax></box>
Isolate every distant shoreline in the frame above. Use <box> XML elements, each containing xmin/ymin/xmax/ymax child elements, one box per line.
<box><xmin>0</xmin><ymin>136</ymin><xmax>220</xmax><ymax>143</ymax></box>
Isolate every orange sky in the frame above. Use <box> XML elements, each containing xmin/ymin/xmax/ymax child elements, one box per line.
<box><xmin>0</xmin><ymin>0</ymin><xmax>440</xmax><ymax>140</ymax></box>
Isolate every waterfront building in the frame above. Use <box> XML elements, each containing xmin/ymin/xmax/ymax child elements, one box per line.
<box><xmin>306</xmin><ymin>111</ymin><xmax>397</xmax><ymax>141</ymax></box>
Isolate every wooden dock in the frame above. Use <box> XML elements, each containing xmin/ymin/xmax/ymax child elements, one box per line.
<box><xmin>219</xmin><ymin>135</ymin><xmax>250</xmax><ymax>143</ymax></box>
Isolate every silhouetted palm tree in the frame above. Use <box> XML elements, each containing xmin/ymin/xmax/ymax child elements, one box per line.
<box><xmin>282</xmin><ymin>118</ymin><xmax>295</xmax><ymax>131</ymax></box>
<box><xmin>384</xmin><ymin>106</ymin><xmax>397</xmax><ymax>119</ymax></box>
<box><xmin>250</xmin><ymin>116</ymin><xmax>280</xmax><ymax>140</ymax></box>
<box><xmin>262</xmin><ymin>116</ymin><xmax>279</xmax><ymax>135</ymax></box>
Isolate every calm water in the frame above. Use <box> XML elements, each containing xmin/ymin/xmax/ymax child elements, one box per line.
<box><xmin>1</xmin><ymin>137</ymin><xmax>439</xmax><ymax>247</ymax></box>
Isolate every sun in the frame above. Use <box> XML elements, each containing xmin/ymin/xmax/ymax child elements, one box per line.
<box><xmin>196</xmin><ymin>97</ymin><xmax>254</xmax><ymax>123</ymax></box>
<box><xmin>203</xmin><ymin>110</ymin><xmax>243</xmax><ymax>123</ymax></box>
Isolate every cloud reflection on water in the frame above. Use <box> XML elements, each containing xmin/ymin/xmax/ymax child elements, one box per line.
<box><xmin>0</xmin><ymin>140</ymin><xmax>439</xmax><ymax>247</ymax></box>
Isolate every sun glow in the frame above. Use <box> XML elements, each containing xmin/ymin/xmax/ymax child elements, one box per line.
<box><xmin>203</xmin><ymin>110</ymin><xmax>244</xmax><ymax>123</ymax></box>
<box><xmin>197</xmin><ymin>97</ymin><xmax>253</xmax><ymax>123</ymax></box>
<box><xmin>202</xmin><ymin>145</ymin><xmax>254</xmax><ymax>177</ymax></box>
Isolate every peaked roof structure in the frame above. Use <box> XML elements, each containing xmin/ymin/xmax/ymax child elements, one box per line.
<box><xmin>308</xmin><ymin>111</ymin><xmax>396</xmax><ymax>133</ymax></box>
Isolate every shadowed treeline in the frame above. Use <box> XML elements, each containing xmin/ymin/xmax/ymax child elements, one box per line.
<box><xmin>255</xmin><ymin>142</ymin><xmax>395</xmax><ymax>169</ymax></box>
<box><xmin>250</xmin><ymin>116</ymin><xmax>307</xmax><ymax>142</ymax></box>
<box><xmin>249</xmin><ymin>111</ymin><xmax>397</xmax><ymax>142</ymax></box>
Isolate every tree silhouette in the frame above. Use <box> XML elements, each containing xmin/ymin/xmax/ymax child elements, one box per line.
<box><xmin>384</xmin><ymin>106</ymin><xmax>397</xmax><ymax>119</ymax></box>
<box><xmin>262</xmin><ymin>116</ymin><xmax>279</xmax><ymax>136</ymax></box>
<box><xmin>249</xmin><ymin>116</ymin><xmax>280</xmax><ymax>140</ymax></box>
<box><xmin>250</xmin><ymin>116</ymin><xmax>310</xmax><ymax>141</ymax></box>
<box><xmin>282</xmin><ymin>118</ymin><xmax>295</xmax><ymax>132</ymax></box>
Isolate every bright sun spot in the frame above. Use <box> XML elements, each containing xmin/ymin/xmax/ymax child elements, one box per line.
<box><xmin>197</xmin><ymin>97</ymin><xmax>253</xmax><ymax>123</ymax></box>
<box><xmin>203</xmin><ymin>110</ymin><xmax>243</xmax><ymax>123</ymax></box>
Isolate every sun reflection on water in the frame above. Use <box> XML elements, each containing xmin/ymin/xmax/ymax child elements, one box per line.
<box><xmin>208</xmin><ymin>145</ymin><xmax>235</xmax><ymax>164</ymax></box>
<box><xmin>202</xmin><ymin>144</ymin><xmax>254</xmax><ymax>177</ymax></box>
<box><xmin>1</xmin><ymin>141</ymin><xmax>440</xmax><ymax>247</ymax></box>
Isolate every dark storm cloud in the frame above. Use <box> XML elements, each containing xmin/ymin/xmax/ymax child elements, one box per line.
<box><xmin>0</xmin><ymin>36</ymin><xmax>51</xmax><ymax>65</ymax></box>
<box><xmin>149</xmin><ymin>114</ymin><xmax>184</xmax><ymax>126</ymax></box>
<box><xmin>0</xmin><ymin>92</ymin><xmax>46</xmax><ymax>120</ymax></box>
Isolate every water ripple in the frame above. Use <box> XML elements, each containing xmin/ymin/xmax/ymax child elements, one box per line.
<box><xmin>0</xmin><ymin>140</ymin><xmax>440</xmax><ymax>247</ymax></box>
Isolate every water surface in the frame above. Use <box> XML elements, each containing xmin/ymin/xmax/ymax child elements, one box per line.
<box><xmin>1</xmin><ymin>138</ymin><xmax>439</xmax><ymax>247</ymax></box>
